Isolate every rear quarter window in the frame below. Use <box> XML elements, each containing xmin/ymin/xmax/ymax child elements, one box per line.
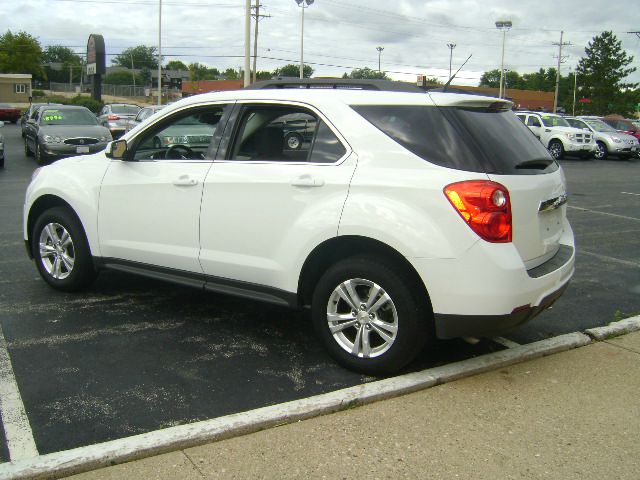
<box><xmin>352</xmin><ymin>105</ymin><xmax>556</xmax><ymax>175</ymax></box>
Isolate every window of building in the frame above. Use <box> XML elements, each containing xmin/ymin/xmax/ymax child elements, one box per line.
<box><xmin>15</xmin><ymin>84</ymin><xmax>27</xmax><ymax>94</ymax></box>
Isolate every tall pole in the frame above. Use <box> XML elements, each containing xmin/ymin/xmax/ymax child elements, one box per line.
<box><xmin>158</xmin><ymin>0</ymin><xmax>162</xmax><ymax>105</ymax></box>
<box><xmin>495</xmin><ymin>20</ymin><xmax>511</xmax><ymax>99</ymax></box>
<box><xmin>446</xmin><ymin>43</ymin><xmax>456</xmax><ymax>78</ymax></box>
<box><xmin>252</xmin><ymin>0</ymin><xmax>260</xmax><ymax>84</ymax></box>
<box><xmin>244</xmin><ymin>0</ymin><xmax>251</xmax><ymax>87</ymax></box>
<box><xmin>376</xmin><ymin>46</ymin><xmax>384</xmax><ymax>73</ymax></box>
<box><xmin>299</xmin><ymin>3</ymin><xmax>305</xmax><ymax>79</ymax></box>
<box><xmin>553</xmin><ymin>30</ymin><xmax>569</xmax><ymax>113</ymax></box>
<box><xmin>130</xmin><ymin>53</ymin><xmax>136</xmax><ymax>93</ymax></box>
<box><xmin>572</xmin><ymin>70</ymin><xmax>577</xmax><ymax>116</ymax></box>
<box><xmin>499</xmin><ymin>29</ymin><xmax>506</xmax><ymax>98</ymax></box>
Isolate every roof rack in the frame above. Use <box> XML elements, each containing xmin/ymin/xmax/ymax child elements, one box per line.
<box><xmin>245</xmin><ymin>78</ymin><xmax>424</xmax><ymax>93</ymax></box>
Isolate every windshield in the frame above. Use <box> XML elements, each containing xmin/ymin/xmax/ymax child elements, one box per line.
<box><xmin>111</xmin><ymin>105</ymin><xmax>140</xmax><ymax>115</ymax></box>
<box><xmin>41</xmin><ymin>109</ymin><xmax>98</xmax><ymax>126</ymax></box>
<box><xmin>585</xmin><ymin>120</ymin><xmax>617</xmax><ymax>133</ymax></box>
<box><xmin>540</xmin><ymin>115</ymin><xmax>571</xmax><ymax>128</ymax></box>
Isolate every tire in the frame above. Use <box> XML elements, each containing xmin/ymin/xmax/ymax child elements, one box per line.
<box><xmin>32</xmin><ymin>207</ymin><xmax>97</xmax><ymax>292</ymax></box>
<box><xmin>548</xmin><ymin>140</ymin><xmax>564</xmax><ymax>160</ymax></box>
<box><xmin>285</xmin><ymin>132</ymin><xmax>303</xmax><ymax>150</ymax></box>
<box><xmin>24</xmin><ymin>140</ymin><xmax>33</xmax><ymax>157</ymax></box>
<box><xmin>35</xmin><ymin>141</ymin><xmax>47</xmax><ymax>165</ymax></box>
<box><xmin>0</xmin><ymin>155</ymin><xmax>4</xmax><ymax>169</ymax></box>
<box><xmin>594</xmin><ymin>141</ymin><xmax>608</xmax><ymax>160</ymax></box>
<box><xmin>311</xmin><ymin>255</ymin><xmax>431</xmax><ymax>375</ymax></box>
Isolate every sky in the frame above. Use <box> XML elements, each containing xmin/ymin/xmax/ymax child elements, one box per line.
<box><xmin>2</xmin><ymin>0</ymin><xmax>639</xmax><ymax>87</ymax></box>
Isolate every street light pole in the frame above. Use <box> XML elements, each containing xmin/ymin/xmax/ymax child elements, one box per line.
<box><xmin>158</xmin><ymin>0</ymin><xmax>162</xmax><ymax>105</ymax></box>
<box><xmin>244</xmin><ymin>0</ymin><xmax>251</xmax><ymax>86</ymax></box>
<box><xmin>376</xmin><ymin>46</ymin><xmax>384</xmax><ymax>73</ymax></box>
<box><xmin>295</xmin><ymin>0</ymin><xmax>314</xmax><ymax>79</ymax></box>
<box><xmin>446</xmin><ymin>43</ymin><xmax>456</xmax><ymax>79</ymax></box>
<box><xmin>495</xmin><ymin>20</ymin><xmax>512</xmax><ymax>99</ymax></box>
<box><xmin>572</xmin><ymin>69</ymin><xmax>577</xmax><ymax>116</ymax></box>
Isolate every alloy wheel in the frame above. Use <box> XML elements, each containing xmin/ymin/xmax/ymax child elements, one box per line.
<box><xmin>38</xmin><ymin>223</ymin><xmax>75</xmax><ymax>280</ymax></box>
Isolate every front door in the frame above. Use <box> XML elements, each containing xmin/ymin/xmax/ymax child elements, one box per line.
<box><xmin>98</xmin><ymin>103</ymin><xmax>230</xmax><ymax>273</ymax></box>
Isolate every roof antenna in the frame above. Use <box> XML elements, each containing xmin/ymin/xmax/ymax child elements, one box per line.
<box><xmin>443</xmin><ymin>54</ymin><xmax>472</xmax><ymax>92</ymax></box>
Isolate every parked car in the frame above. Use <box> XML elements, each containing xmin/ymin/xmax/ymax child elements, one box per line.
<box><xmin>24</xmin><ymin>81</ymin><xmax>575</xmax><ymax>374</ymax></box>
<box><xmin>97</xmin><ymin>103</ymin><xmax>141</xmax><ymax>139</ymax></box>
<box><xmin>0</xmin><ymin>121</ymin><xmax>5</xmax><ymax>168</ymax></box>
<box><xmin>0</xmin><ymin>103</ymin><xmax>22</xmax><ymax>123</ymax></box>
<box><xmin>515</xmin><ymin>111</ymin><xmax>596</xmax><ymax>159</ymax></box>
<box><xmin>23</xmin><ymin>105</ymin><xmax>112</xmax><ymax>165</ymax></box>
<box><xmin>565</xmin><ymin>117</ymin><xmax>639</xmax><ymax>160</ymax></box>
<box><xmin>601</xmin><ymin>115</ymin><xmax>640</xmax><ymax>142</ymax></box>
<box><xmin>20</xmin><ymin>103</ymin><xmax>63</xmax><ymax>138</ymax></box>
<box><xmin>124</xmin><ymin>105</ymin><xmax>165</xmax><ymax>132</ymax></box>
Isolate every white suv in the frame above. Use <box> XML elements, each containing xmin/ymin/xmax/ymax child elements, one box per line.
<box><xmin>516</xmin><ymin>111</ymin><xmax>596</xmax><ymax>159</ymax></box>
<box><xmin>24</xmin><ymin>81</ymin><xmax>575</xmax><ymax>374</ymax></box>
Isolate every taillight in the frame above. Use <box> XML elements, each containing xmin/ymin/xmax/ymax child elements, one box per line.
<box><xmin>444</xmin><ymin>180</ymin><xmax>512</xmax><ymax>243</ymax></box>
<box><xmin>107</xmin><ymin>114</ymin><xmax>120</xmax><ymax>121</ymax></box>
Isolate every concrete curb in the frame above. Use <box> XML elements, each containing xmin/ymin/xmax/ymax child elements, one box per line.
<box><xmin>0</xmin><ymin>332</ymin><xmax>591</xmax><ymax>480</ymax></box>
<box><xmin>583</xmin><ymin>315</ymin><xmax>640</xmax><ymax>340</ymax></box>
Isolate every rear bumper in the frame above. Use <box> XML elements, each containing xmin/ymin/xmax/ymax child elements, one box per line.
<box><xmin>434</xmin><ymin>279</ymin><xmax>569</xmax><ymax>339</ymax></box>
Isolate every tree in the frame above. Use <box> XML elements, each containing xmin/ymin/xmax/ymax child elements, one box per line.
<box><xmin>273</xmin><ymin>63</ymin><xmax>314</xmax><ymax>78</ymax></box>
<box><xmin>188</xmin><ymin>62</ymin><xmax>220</xmax><ymax>81</ymax></box>
<box><xmin>43</xmin><ymin>45</ymin><xmax>83</xmax><ymax>83</ymax></box>
<box><xmin>104</xmin><ymin>71</ymin><xmax>144</xmax><ymax>85</ymax></box>
<box><xmin>345</xmin><ymin>67</ymin><xmax>389</xmax><ymax>80</ymax></box>
<box><xmin>576</xmin><ymin>31</ymin><xmax>638</xmax><ymax>115</ymax></box>
<box><xmin>165</xmin><ymin>60</ymin><xmax>188</xmax><ymax>71</ymax></box>
<box><xmin>223</xmin><ymin>67</ymin><xmax>240</xmax><ymax>80</ymax></box>
<box><xmin>112</xmin><ymin>45</ymin><xmax>160</xmax><ymax>70</ymax></box>
<box><xmin>0</xmin><ymin>30</ymin><xmax>44</xmax><ymax>77</ymax></box>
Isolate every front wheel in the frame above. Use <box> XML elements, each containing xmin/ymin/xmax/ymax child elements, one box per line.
<box><xmin>285</xmin><ymin>133</ymin><xmax>303</xmax><ymax>150</ymax></box>
<box><xmin>32</xmin><ymin>207</ymin><xmax>97</xmax><ymax>291</ymax></box>
<box><xmin>548</xmin><ymin>140</ymin><xmax>564</xmax><ymax>160</ymax></box>
<box><xmin>24</xmin><ymin>140</ymin><xmax>33</xmax><ymax>157</ymax></box>
<box><xmin>594</xmin><ymin>141</ymin><xmax>608</xmax><ymax>160</ymax></box>
<box><xmin>35</xmin><ymin>141</ymin><xmax>47</xmax><ymax>165</ymax></box>
<box><xmin>311</xmin><ymin>256</ymin><xmax>431</xmax><ymax>375</ymax></box>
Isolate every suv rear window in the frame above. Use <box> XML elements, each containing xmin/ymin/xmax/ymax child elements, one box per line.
<box><xmin>352</xmin><ymin>105</ymin><xmax>557</xmax><ymax>175</ymax></box>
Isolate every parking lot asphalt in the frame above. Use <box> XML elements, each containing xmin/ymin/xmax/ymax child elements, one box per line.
<box><xmin>0</xmin><ymin>122</ymin><xmax>638</xmax><ymax>461</ymax></box>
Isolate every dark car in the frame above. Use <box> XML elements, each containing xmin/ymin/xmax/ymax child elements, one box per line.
<box><xmin>97</xmin><ymin>103</ymin><xmax>141</xmax><ymax>139</ymax></box>
<box><xmin>23</xmin><ymin>105</ymin><xmax>112</xmax><ymax>165</ymax></box>
<box><xmin>0</xmin><ymin>121</ymin><xmax>5</xmax><ymax>168</ymax></box>
<box><xmin>0</xmin><ymin>103</ymin><xmax>22</xmax><ymax>123</ymax></box>
<box><xmin>20</xmin><ymin>103</ymin><xmax>63</xmax><ymax>137</ymax></box>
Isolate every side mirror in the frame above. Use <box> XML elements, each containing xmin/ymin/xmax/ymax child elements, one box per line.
<box><xmin>106</xmin><ymin>139</ymin><xmax>128</xmax><ymax>159</ymax></box>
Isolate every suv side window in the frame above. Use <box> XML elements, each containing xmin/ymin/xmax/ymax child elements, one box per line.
<box><xmin>129</xmin><ymin>106</ymin><xmax>226</xmax><ymax>161</ymax></box>
<box><xmin>527</xmin><ymin>116</ymin><xmax>542</xmax><ymax>127</ymax></box>
<box><xmin>228</xmin><ymin>105</ymin><xmax>346</xmax><ymax>164</ymax></box>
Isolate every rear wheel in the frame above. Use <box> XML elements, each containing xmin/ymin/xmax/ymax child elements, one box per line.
<box><xmin>32</xmin><ymin>207</ymin><xmax>97</xmax><ymax>292</ymax></box>
<box><xmin>285</xmin><ymin>132</ymin><xmax>303</xmax><ymax>150</ymax></box>
<box><xmin>594</xmin><ymin>141</ymin><xmax>608</xmax><ymax>160</ymax></box>
<box><xmin>548</xmin><ymin>140</ymin><xmax>564</xmax><ymax>160</ymax></box>
<box><xmin>311</xmin><ymin>256</ymin><xmax>431</xmax><ymax>375</ymax></box>
<box><xmin>24</xmin><ymin>140</ymin><xmax>33</xmax><ymax>157</ymax></box>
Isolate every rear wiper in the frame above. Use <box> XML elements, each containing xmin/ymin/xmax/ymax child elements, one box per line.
<box><xmin>515</xmin><ymin>159</ymin><xmax>554</xmax><ymax>170</ymax></box>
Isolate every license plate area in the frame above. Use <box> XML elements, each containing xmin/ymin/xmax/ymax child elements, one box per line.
<box><xmin>77</xmin><ymin>146</ymin><xmax>90</xmax><ymax>153</ymax></box>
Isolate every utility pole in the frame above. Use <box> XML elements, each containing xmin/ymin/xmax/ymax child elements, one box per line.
<box><xmin>251</xmin><ymin>1</ymin><xmax>271</xmax><ymax>84</ymax></box>
<box><xmin>552</xmin><ymin>31</ymin><xmax>571</xmax><ymax>113</ymax></box>
<box><xmin>446</xmin><ymin>43</ymin><xmax>456</xmax><ymax>79</ymax></box>
<box><xmin>244</xmin><ymin>0</ymin><xmax>251</xmax><ymax>87</ymax></box>
<box><xmin>376</xmin><ymin>46</ymin><xmax>384</xmax><ymax>73</ymax></box>
<box><xmin>572</xmin><ymin>69</ymin><xmax>577</xmax><ymax>116</ymax></box>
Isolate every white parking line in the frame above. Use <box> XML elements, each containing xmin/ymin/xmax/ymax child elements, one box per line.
<box><xmin>567</xmin><ymin>205</ymin><xmax>640</xmax><ymax>222</ymax></box>
<box><xmin>492</xmin><ymin>337</ymin><xmax>521</xmax><ymax>349</ymax></box>
<box><xmin>621</xmin><ymin>192</ymin><xmax>640</xmax><ymax>196</ymax></box>
<box><xmin>0</xmin><ymin>324</ymin><xmax>38</xmax><ymax>461</ymax></box>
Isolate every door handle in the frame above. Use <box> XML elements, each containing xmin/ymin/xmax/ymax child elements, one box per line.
<box><xmin>290</xmin><ymin>175</ymin><xmax>324</xmax><ymax>187</ymax></box>
<box><xmin>173</xmin><ymin>175</ymin><xmax>198</xmax><ymax>187</ymax></box>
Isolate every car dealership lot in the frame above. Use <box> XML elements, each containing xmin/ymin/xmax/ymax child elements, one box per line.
<box><xmin>0</xmin><ymin>121</ymin><xmax>638</xmax><ymax>459</ymax></box>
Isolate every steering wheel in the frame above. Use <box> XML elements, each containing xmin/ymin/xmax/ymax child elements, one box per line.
<box><xmin>165</xmin><ymin>144</ymin><xmax>194</xmax><ymax>159</ymax></box>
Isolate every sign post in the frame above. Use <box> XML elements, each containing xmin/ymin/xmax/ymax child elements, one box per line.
<box><xmin>86</xmin><ymin>34</ymin><xmax>106</xmax><ymax>102</ymax></box>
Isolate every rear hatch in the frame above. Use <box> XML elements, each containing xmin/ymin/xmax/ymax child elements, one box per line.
<box><xmin>354</xmin><ymin>94</ymin><xmax>568</xmax><ymax>268</ymax></box>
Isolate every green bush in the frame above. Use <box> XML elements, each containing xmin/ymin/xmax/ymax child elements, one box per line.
<box><xmin>32</xmin><ymin>89</ymin><xmax>45</xmax><ymax>98</ymax></box>
<box><xmin>68</xmin><ymin>96</ymin><xmax>103</xmax><ymax>114</ymax></box>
